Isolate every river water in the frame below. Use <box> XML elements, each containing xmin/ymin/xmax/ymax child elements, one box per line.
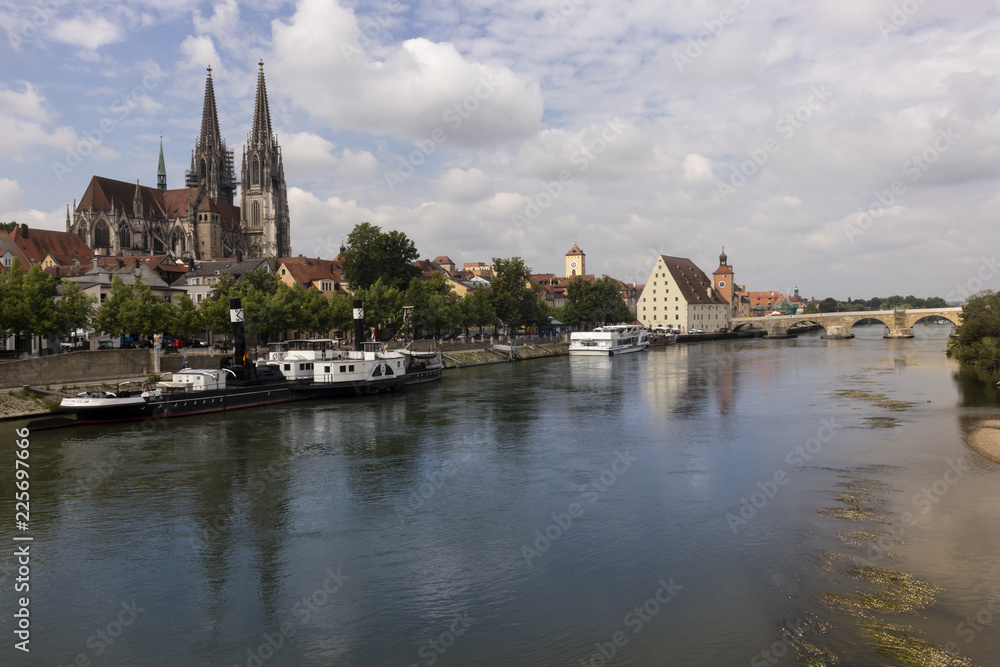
<box><xmin>4</xmin><ymin>323</ymin><xmax>999</xmax><ymax>666</ymax></box>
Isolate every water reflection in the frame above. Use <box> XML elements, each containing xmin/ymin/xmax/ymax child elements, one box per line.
<box><xmin>4</xmin><ymin>324</ymin><xmax>999</xmax><ymax>665</ymax></box>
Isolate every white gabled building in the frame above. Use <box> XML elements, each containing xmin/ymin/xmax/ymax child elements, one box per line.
<box><xmin>638</xmin><ymin>255</ymin><xmax>729</xmax><ymax>332</ymax></box>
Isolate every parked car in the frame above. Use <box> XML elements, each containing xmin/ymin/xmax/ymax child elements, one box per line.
<box><xmin>456</xmin><ymin>334</ymin><xmax>467</xmax><ymax>341</ymax></box>
<box><xmin>188</xmin><ymin>338</ymin><xmax>208</xmax><ymax>347</ymax></box>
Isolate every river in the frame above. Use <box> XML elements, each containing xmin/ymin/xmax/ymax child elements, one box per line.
<box><xmin>3</xmin><ymin>323</ymin><xmax>998</xmax><ymax>666</ymax></box>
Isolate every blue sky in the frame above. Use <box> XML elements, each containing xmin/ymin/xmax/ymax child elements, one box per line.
<box><xmin>2</xmin><ymin>0</ymin><xmax>1000</xmax><ymax>300</ymax></box>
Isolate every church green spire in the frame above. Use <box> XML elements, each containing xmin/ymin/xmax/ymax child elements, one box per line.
<box><xmin>157</xmin><ymin>135</ymin><xmax>167</xmax><ymax>193</ymax></box>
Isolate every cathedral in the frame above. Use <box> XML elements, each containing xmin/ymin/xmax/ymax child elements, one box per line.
<box><xmin>68</xmin><ymin>62</ymin><xmax>291</xmax><ymax>260</ymax></box>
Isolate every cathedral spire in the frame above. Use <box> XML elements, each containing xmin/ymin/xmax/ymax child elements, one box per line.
<box><xmin>186</xmin><ymin>65</ymin><xmax>235</xmax><ymax>204</ymax></box>
<box><xmin>157</xmin><ymin>135</ymin><xmax>167</xmax><ymax>193</ymax></box>
<box><xmin>199</xmin><ymin>66</ymin><xmax>222</xmax><ymax>150</ymax></box>
<box><xmin>250</xmin><ymin>60</ymin><xmax>273</xmax><ymax>149</ymax></box>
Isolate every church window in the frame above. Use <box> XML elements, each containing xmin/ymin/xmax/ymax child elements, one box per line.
<box><xmin>172</xmin><ymin>229</ymin><xmax>185</xmax><ymax>255</ymax></box>
<box><xmin>119</xmin><ymin>224</ymin><xmax>131</xmax><ymax>248</ymax></box>
<box><xmin>252</xmin><ymin>157</ymin><xmax>260</xmax><ymax>186</ymax></box>
<box><xmin>252</xmin><ymin>201</ymin><xmax>261</xmax><ymax>228</ymax></box>
<box><xmin>153</xmin><ymin>237</ymin><xmax>164</xmax><ymax>253</ymax></box>
<box><xmin>93</xmin><ymin>221</ymin><xmax>111</xmax><ymax>249</ymax></box>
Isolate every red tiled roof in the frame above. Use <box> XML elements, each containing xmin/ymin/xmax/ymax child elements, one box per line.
<box><xmin>0</xmin><ymin>231</ymin><xmax>31</xmax><ymax>270</ymax></box>
<box><xmin>78</xmin><ymin>177</ymin><xmax>240</xmax><ymax>227</ymax></box>
<box><xmin>77</xmin><ymin>176</ymin><xmax>166</xmax><ymax>219</ymax></box>
<box><xmin>163</xmin><ymin>189</ymin><xmax>196</xmax><ymax>217</ymax></box>
<box><xmin>746</xmin><ymin>291</ymin><xmax>789</xmax><ymax>306</ymax></box>
<box><xmin>653</xmin><ymin>255</ymin><xmax>728</xmax><ymax>305</ymax></box>
<box><xmin>9</xmin><ymin>224</ymin><xmax>93</xmax><ymax>266</ymax></box>
<box><xmin>566</xmin><ymin>244</ymin><xmax>584</xmax><ymax>256</ymax></box>
<box><xmin>278</xmin><ymin>256</ymin><xmax>342</xmax><ymax>288</ymax></box>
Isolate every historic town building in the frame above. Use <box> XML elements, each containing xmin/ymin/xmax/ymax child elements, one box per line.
<box><xmin>67</xmin><ymin>63</ymin><xmax>291</xmax><ymax>261</ymax></box>
<box><xmin>639</xmin><ymin>255</ymin><xmax>729</xmax><ymax>332</ymax></box>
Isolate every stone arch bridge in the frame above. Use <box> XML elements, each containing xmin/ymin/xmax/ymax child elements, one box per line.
<box><xmin>731</xmin><ymin>307</ymin><xmax>962</xmax><ymax>339</ymax></box>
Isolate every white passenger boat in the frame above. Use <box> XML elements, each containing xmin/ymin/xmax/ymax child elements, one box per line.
<box><xmin>568</xmin><ymin>325</ymin><xmax>650</xmax><ymax>356</ymax></box>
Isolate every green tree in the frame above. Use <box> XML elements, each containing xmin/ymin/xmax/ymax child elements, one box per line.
<box><xmin>93</xmin><ymin>277</ymin><xmax>172</xmax><ymax>341</ymax></box>
<box><xmin>93</xmin><ymin>275</ymin><xmax>133</xmax><ymax>338</ymax></box>
<box><xmin>948</xmin><ymin>291</ymin><xmax>1000</xmax><ymax>371</ymax></box>
<box><xmin>925</xmin><ymin>296</ymin><xmax>948</xmax><ymax>308</ymax></box>
<box><xmin>564</xmin><ymin>276</ymin><xmax>632</xmax><ymax>328</ymax></box>
<box><xmin>299</xmin><ymin>286</ymin><xmax>337</xmax><ymax>337</ymax></box>
<box><xmin>803</xmin><ymin>304</ymin><xmax>820</xmax><ymax>315</ymax></box>
<box><xmin>0</xmin><ymin>221</ymin><xmax>19</xmax><ymax>233</ymax></box>
<box><xmin>490</xmin><ymin>257</ymin><xmax>541</xmax><ymax>336</ymax></box>
<box><xmin>354</xmin><ymin>277</ymin><xmax>404</xmax><ymax>340</ymax></box>
<box><xmin>0</xmin><ymin>258</ymin><xmax>31</xmax><ymax>342</ymax></box>
<box><xmin>818</xmin><ymin>297</ymin><xmax>839</xmax><ymax>313</ymax></box>
<box><xmin>340</xmin><ymin>222</ymin><xmax>420</xmax><ymax>291</ymax></box>
<box><xmin>127</xmin><ymin>280</ymin><xmax>174</xmax><ymax>339</ymax></box>
<box><xmin>462</xmin><ymin>287</ymin><xmax>496</xmax><ymax>336</ymax></box>
<box><xmin>22</xmin><ymin>263</ymin><xmax>64</xmax><ymax>349</ymax></box>
<box><xmin>329</xmin><ymin>294</ymin><xmax>354</xmax><ymax>339</ymax></box>
<box><xmin>171</xmin><ymin>293</ymin><xmax>203</xmax><ymax>339</ymax></box>
<box><xmin>885</xmin><ymin>295</ymin><xmax>904</xmax><ymax>307</ymax></box>
<box><xmin>56</xmin><ymin>281</ymin><xmax>96</xmax><ymax>335</ymax></box>
<box><xmin>199</xmin><ymin>275</ymin><xmax>238</xmax><ymax>335</ymax></box>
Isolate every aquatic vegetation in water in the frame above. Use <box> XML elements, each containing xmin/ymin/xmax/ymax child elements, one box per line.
<box><xmin>778</xmin><ymin>612</ymin><xmax>840</xmax><ymax>666</ymax></box>
<box><xmin>875</xmin><ymin>399</ymin><xmax>916</xmax><ymax>411</ymax></box>
<box><xmin>860</xmin><ymin>416</ymin><xmax>902</xmax><ymax>428</ymax></box>
<box><xmin>833</xmin><ymin>389</ymin><xmax>886</xmax><ymax>401</ymax></box>
<box><xmin>862</xmin><ymin>617</ymin><xmax>975</xmax><ymax>667</ymax></box>
<box><xmin>805</xmin><ymin>466</ymin><xmax>982</xmax><ymax>666</ymax></box>
<box><xmin>818</xmin><ymin>506</ymin><xmax>891</xmax><ymax>525</ymax></box>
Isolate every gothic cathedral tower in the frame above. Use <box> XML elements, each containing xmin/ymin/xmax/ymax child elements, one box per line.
<box><xmin>241</xmin><ymin>61</ymin><xmax>291</xmax><ymax>258</ymax></box>
<box><xmin>186</xmin><ymin>66</ymin><xmax>236</xmax><ymax>206</ymax></box>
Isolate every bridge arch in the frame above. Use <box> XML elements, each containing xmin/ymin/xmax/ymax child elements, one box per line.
<box><xmin>905</xmin><ymin>312</ymin><xmax>960</xmax><ymax>329</ymax></box>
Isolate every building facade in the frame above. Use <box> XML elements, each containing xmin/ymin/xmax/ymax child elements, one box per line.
<box><xmin>68</xmin><ymin>63</ymin><xmax>291</xmax><ymax>261</ymax></box>
<box><xmin>638</xmin><ymin>255</ymin><xmax>729</xmax><ymax>332</ymax></box>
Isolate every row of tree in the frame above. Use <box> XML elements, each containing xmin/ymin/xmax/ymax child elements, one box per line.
<box><xmin>0</xmin><ymin>260</ymin><xmax>94</xmax><ymax>349</ymax></box>
<box><xmin>811</xmin><ymin>295</ymin><xmax>950</xmax><ymax>313</ymax></box>
<box><xmin>1</xmin><ymin>222</ymin><xmax>637</xmax><ymax>350</ymax></box>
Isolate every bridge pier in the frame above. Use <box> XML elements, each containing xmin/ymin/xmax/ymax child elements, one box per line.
<box><xmin>821</xmin><ymin>325</ymin><xmax>854</xmax><ymax>339</ymax></box>
<box><xmin>765</xmin><ymin>325</ymin><xmax>796</xmax><ymax>339</ymax></box>
<box><xmin>884</xmin><ymin>328</ymin><xmax>914</xmax><ymax>339</ymax></box>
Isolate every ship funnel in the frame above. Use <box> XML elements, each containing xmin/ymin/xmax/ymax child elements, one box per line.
<box><xmin>230</xmin><ymin>297</ymin><xmax>248</xmax><ymax>366</ymax></box>
<box><xmin>353</xmin><ymin>299</ymin><xmax>365</xmax><ymax>351</ymax></box>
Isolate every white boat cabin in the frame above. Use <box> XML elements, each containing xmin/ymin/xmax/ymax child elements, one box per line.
<box><xmin>263</xmin><ymin>339</ymin><xmax>407</xmax><ymax>383</ymax></box>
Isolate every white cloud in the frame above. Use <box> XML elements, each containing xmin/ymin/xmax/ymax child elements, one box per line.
<box><xmin>179</xmin><ymin>34</ymin><xmax>223</xmax><ymax>72</ymax></box>
<box><xmin>269</xmin><ymin>0</ymin><xmax>543</xmax><ymax>146</ymax></box>
<box><xmin>432</xmin><ymin>168</ymin><xmax>493</xmax><ymax>202</ymax></box>
<box><xmin>0</xmin><ymin>83</ymin><xmax>80</xmax><ymax>159</ymax></box>
<box><xmin>0</xmin><ymin>178</ymin><xmax>25</xmax><ymax>210</ymax></box>
<box><xmin>337</xmin><ymin>149</ymin><xmax>379</xmax><ymax>182</ymax></box>
<box><xmin>49</xmin><ymin>16</ymin><xmax>124</xmax><ymax>51</ymax></box>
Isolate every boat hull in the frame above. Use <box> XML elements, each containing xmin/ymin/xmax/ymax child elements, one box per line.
<box><xmin>568</xmin><ymin>343</ymin><xmax>647</xmax><ymax>356</ymax></box>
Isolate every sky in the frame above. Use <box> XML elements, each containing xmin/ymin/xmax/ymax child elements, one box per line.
<box><xmin>1</xmin><ymin>0</ymin><xmax>999</xmax><ymax>301</ymax></box>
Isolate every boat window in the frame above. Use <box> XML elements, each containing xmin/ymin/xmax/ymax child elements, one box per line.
<box><xmin>284</xmin><ymin>364</ymin><xmax>290</xmax><ymax>371</ymax></box>
<box><xmin>349</xmin><ymin>365</ymin><xmax>355</xmax><ymax>372</ymax></box>
<box><xmin>325</xmin><ymin>366</ymin><xmax>330</xmax><ymax>373</ymax></box>
<box><xmin>340</xmin><ymin>365</ymin><xmax>346</xmax><ymax>372</ymax></box>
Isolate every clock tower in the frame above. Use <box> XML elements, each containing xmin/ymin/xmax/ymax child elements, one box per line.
<box><xmin>712</xmin><ymin>247</ymin><xmax>735</xmax><ymax>316</ymax></box>
<box><xmin>565</xmin><ymin>243</ymin><xmax>586</xmax><ymax>277</ymax></box>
